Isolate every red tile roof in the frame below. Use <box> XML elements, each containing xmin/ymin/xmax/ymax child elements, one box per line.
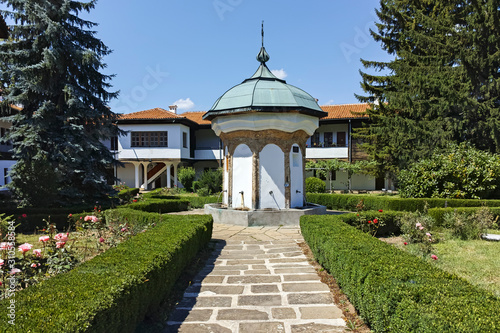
<box><xmin>319</xmin><ymin>103</ymin><xmax>370</xmax><ymax>120</ymax></box>
<box><xmin>118</xmin><ymin>104</ymin><xmax>371</xmax><ymax>125</ymax></box>
<box><xmin>182</xmin><ymin>111</ymin><xmax>211</xmax><ymax>125</ymax></box>
<box><xmin>118</xmin><ymin>108</ymin><xmax>183</xmax><ymax>120</ymax></box>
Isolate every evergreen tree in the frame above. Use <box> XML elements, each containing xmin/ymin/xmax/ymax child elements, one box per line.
<box><xmin>0</xmin><ymin>0</ymin><xmax>121</xmax><ymax>206</ymax></box>
<box><xmin>356</xmin><ymin>0</ymin><xmax>500</xmax><ymax>175</ymax></box>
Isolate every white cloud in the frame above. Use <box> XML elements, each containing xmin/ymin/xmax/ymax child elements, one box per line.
<box><xmin>173</xmin><ymin>98</ymin><xmax>195</xmax><ymax>111</ymax></box>
<box><xmin>325</xmin><ymin>99</ymin><xmax>335</xmax><ymax>105</ymax></box>
<box><xmin>271</xmin><ymin>68</ymin><xmax>288</xmax><ymax>80</ymax></box>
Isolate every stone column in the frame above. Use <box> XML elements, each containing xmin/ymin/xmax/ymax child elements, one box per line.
<box><xmin>132</xmin><ymin>162</ymin><xmax>141</xmax><ymax>189</ymax></box>
<box><xmin>284</xmin><ymin>150</ymin><xmax>291</xmax><ymax>209</ymax></box>
<box><xmin>141</xmin><ymin>162</ymin><xmax>149</xmax><ymax>190</ymax></box>
<box><xmin>166</xmin><ymin>164</ymin><xmax>172</xmax><ymax>188</ymax></box>
<box><xmin>252</xmin><ymin>151</ymin><xmax>259</xmax><ymax>210</ymax></box>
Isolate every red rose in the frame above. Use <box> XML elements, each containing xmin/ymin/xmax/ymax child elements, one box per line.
<box><xmin>373</xmin><ymin>218</ymin><xmax>378</xmax><ymax>224</ymax></box>
<box><xmin>404</xmin><ymin>242</ymin><xmax>408</xmax><ymax>245</ymax></box>
<box><xmin>368</xmin><ymin>220</ymin><xmax>372</xmax><ymax>224</ymax></box>
<box><xmin>378</xmin><ymin>209</ymin><xmax>383</xmax><ymax>212</ymax></box>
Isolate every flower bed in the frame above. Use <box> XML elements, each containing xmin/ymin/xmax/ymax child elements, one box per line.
<box><xmin>0</xmin><ymin>209</ymin><xmax>213</xmax><ymax>332</ymax></box>
<box><xmin>301</xmin><ymin>213</ymin><xmax>500</xmax><ymax>332</ymax></box>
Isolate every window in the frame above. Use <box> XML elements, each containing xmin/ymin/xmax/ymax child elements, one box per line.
<box><xmin>3</xmin><ymin>168</ymin><xmax>8</xmax><ymax>186</ymax></box>
<box><xmin>110</xmin><ymin>136</ymin><xmax>118</xmax><ymax>151</ymax></box>
<box><xmin>337</xmin><ymin>132</ymin><xmax>346</xmax><ymax>147</ymax></box>
<box><xmin>311</xmin><ymin>131</ymin><xmax>320</xmax><ymax>147</ymax></box>
<box><xmin>324</xmin><ymin>132</ymin><xmax>333</xmax><ymax>147</ymax></box>
<box><xmin>182</xmin><ymin>132</ymin><xmax>188</xmax><ymax>148</ymax></box>
<box><xmin>131</xmin><ymin>132</ymin><xmax>168</xmax><ymax>147</ymax></box>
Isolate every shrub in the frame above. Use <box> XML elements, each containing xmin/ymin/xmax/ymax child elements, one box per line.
<box><xmin>398</xmin><ymin>143</ymin><xmax>500</xmax><ymax>199</ymax></box>
<box><xmin>0</xmin><ymin>211</ymin><xmax>213</xmax><ymax>333</ymax></box>
<box><xmin>196</xmin><ymin>168</ymin><xmax>222</xmax><ymax>195</ymax></box>
<box><xmin>306</xmin><ymin>193</ymin><xmax>500</xmax><ymax>212</ymax></box>
<box><xmin>301</xmin><ymin>214</ymin><xmax>500</xmax><ymax>332</ymax></box>
<box><xmin>305</xmin><ymin>177</ymin><xmax>325</xmax><ymax>193</ymax></box>
<box><xmin>427</xmin><ymin>207</ymin><xmax>500</xmax><ymax>227</ymax></box>
<box><xmin>126</xmin><ymin>199</ymin><xmax>189</xmax><ymax>213</ymax></box>
<box><xmin>177</xmin><ymin>167</ymin><xmax>196</xmax><ymax>192</ymax></box>
<box><xmin>442</xmin><ymin>207</ymin><xmax>498</xmax><ymax>240</ymax></box>
<box><xmin>397</xmin><ymin>211</ymin><xmax>437</xmax><ymax>256</ymax></box>
<box><xmin>117</xmin><ymin>187</ymin><xmax>140</xmax><ymax>202</ymax></box>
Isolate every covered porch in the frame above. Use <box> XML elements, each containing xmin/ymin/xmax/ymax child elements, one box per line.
<box><xmin>116</xmin><ymin>160</ymin><xmax>181</xmax><ymax>190</ymax></box>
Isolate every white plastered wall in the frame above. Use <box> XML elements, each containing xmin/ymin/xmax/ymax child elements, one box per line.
<box><xmin>232</xmin><ymin>144</ymin><xmax>252</xmax><ymax>209</ymax></box>
<box><xmin>259</xmin><ymin>144</ymin><xmax>285</xmax><ymax>210</ymax></box>
<box><xmin>290</xmin><ymin>145</ymin><xmax>304</xmax><ymax>208</ymax></box>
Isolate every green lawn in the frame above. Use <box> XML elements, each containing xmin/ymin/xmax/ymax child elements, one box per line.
<box><xmin>386</xmin><ymin>230</ymin><xmax>500</xmax><ymax>298</ymax></box>
<box><xmin>432</xmin><ymin>234</ymin><xmax>500</xmax><ymax>298</ymax></box>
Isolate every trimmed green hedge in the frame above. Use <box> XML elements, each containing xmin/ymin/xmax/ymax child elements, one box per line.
<box><xmin>116</xmin><ymin>187</ymin><xmax>140</xmax><ymax>201</ymax></box>
<box><xmin>301</xmin><ymin>213</ymin><xmax>500</xmax><ymax>332</ymax></box>
<box><xmin>183</xmin><ymin>195</ymin><xmax>219</xmax><ymax>208</ymax></box>
<box><xmin>428</xmin><ymin>207</ymin><xmax>500</xmax><ymax>227</ymax></box>
<box><xmin>125</xmin><ymin>199</ymin><xmax>189</xmax><ymax>213</ymax></box>
<box><xmin>0</xmin><ymin>210</ymin><xmax>213</xmax><ymax>332</ymax></box>
<box><xmin>306</xmin><ymin>193</ymin><xmax>500</xmax><ymax>212</ymax></box>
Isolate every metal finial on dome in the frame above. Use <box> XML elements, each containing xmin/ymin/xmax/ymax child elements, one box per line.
<box><xmin>257</xmin><ymin>21</ymin><xmax>270</xmax><ymax>64</ymax></box>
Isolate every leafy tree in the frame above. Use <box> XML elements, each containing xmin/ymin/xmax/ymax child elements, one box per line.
<box><xmin>0</xmin><ymin>0</ymin><xmax>121</xmax><ymax>206</ymax></box>
<box><xmin>356</xmin><ymin>0</ymin><xmax>500</xmax><ymax>175</ymax></box>
<box><xmin>177</xmin><ymin>166</ymin><xmax>196</xmax><ymax>192</ymax></box>
<box><xmin>398</xmin><ymin>143</ymin><xmax>500</xmax><ymax>199</ymax></box>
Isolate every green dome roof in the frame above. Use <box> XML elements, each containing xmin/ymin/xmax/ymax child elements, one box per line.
<box><xmin>203</xmin><ymin>46</ymin><xmax>326</xmax><ymax>121</ymax></box>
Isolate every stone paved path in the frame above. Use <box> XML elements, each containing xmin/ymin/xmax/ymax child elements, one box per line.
<box><xmin>164</xmin><ymin>223</ymin><xmax>346</xmax><ymax>333</ymax></box>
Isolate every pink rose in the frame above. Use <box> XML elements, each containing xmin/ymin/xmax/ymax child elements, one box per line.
<box><xmin>431</xmin><ymin>254</ymin><xmax>438</xmax><ymax>260</ymax></box>
<box><xmin>0</xmin><ymin>259</ymin><xmax>4</xmax><ymax>266</ymax></box>
<box><xmin>415</xmin><ymin>223</ymin><xmax>422</xmax><ymax>228</ymax></box>
<box><xmin>84</xmin><ymin>215</ymin><xmax>98</xmax><ymax>222</ymax></box>
<box><xmin>18</xmin><ymin>243</ymin><xmax>33</xmax><ymax>253</ymax></box>
<box><xmin>56</xmin><ymin>242</ymin><xmax>66</xmax><ymax>249</ymax></box>
<box><xmin>99</xmin><ymin>237</ymin><xmax>105</xmax><ymax>243</ymax></box>
<box><xmin>54</xmin><ymin>233</ymin><xmax>68</xmax><ymax>242</ymax></box>
<box><xmin>31</xmin><ymin>263</ymin><xmax>37</xmax><ymax>268</ymax></box>
<box><xmin>0</xmin><ymin>242</ymin><xmax>13</xmax><ymax>250</ymax></box>
<box><xmin>419</xmin><ymin>226</ymin><xmax>424</xmax><ymax>230</ymax></box>
<box><xmin>33</xmin><ymin>249</ymin><xmax>42</xmax><ymax>257</ymax></box>
<box><xmin>426</xmin><ymin>233</ymin><xmax>432</xmax><ymax>237</ymax></box>
<box><xmin>121</xmin><ymin>227</ymin><xmax>128</xmax><ymax>232</ymax></box>
<box><xmin>10</xmin><ymin>268</ymin><xmax>21</xmax><ymax>274</ymax></box>
<box><xmin>39</xmin><ymin>236</ymin><xmax>50</xmax><ymax>242</ymax></box>
<box><xmin>22</xmin><ymin>213</ymin><xmax>27</xmax><ymax>218</ymax></box>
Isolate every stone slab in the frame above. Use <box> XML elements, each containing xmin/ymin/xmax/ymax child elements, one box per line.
<box><xmin>299</xmin><ymin>306</ymin><xmax>344</xmax><ymax>319</ymax></box>
<box><xmin>239</xmin><ymin>322</ymin><xmax>286</xmax><ymax>333</ymax></box>
<box><xmin>288</xmin><ymin>293</ymin><xmax>334</xmax><ymax>305</ymax></box>
<box><xmin>217</xmin><ymin>309</ymin><xmax>269</xmax><ymax>321</ymax></box>
<box><xmin>271</xmin><ymin>307</ymin><xmax>297</xmax><ymax>319</ymax></box>
<box><xmin>238</xmin><ymin>295</ymin><xmax>282</xmax><ymax>306</ymax></box>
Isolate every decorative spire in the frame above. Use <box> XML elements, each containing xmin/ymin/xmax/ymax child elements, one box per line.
<box><xmin>257</xmin><ymin>21</ymin><xmax>270</xmax><ymax>64</ymax></box>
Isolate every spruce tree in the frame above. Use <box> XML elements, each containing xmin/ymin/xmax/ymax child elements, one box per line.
<box><xmin>0</xmin><ymin>0</ymin><xmax>120</xmax><ymax>206</ymax></box>
<box><xmin>356</xmin><ymin>0</ymin><xmax>500</xmax><ymax>175</ymax></box>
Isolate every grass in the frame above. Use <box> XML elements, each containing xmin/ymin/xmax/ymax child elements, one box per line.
<box><xmin>384</xmin><ymin>230</ymin><xmax>500</xmax><ymax>298</ymax></box>
<box><xmin>432</xmin><ymin>234</ymin><xmax>500</xmax><ymax>298</ymax></box>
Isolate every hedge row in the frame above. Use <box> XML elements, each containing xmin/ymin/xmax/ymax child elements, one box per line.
<box><xmin>306</xmin><ymin>193</ymin><xmax>500</xmax><ymax>212</ymax></box>
<box><xmin>0</xmin><ymin>210</ymin><xmax>213</xmax><ymax>333</ymax></box>
<box><xmin>428</xmin><ymin>207</ymin><xmax>500</xmax><ymax>227</ymax></box>
<box><xmin>125</xmin><ymin>199</ymin><xmax>189</xmax><ymax>213</ymax></box>
<box><xmin>117</xmin><ymin>187</ymin><xmax>140</xmax><ymax>201</ymax></box>
<box><xmin>300</xmin><ymin>213</ymin><xmax>500</xmax><ymax>332</ymax></box>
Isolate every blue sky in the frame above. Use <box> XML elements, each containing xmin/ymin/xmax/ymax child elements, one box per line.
<box><xmin>13</xmin><ymin>1</ymin><xmax>394</xmax><ymax>114</ymax></box>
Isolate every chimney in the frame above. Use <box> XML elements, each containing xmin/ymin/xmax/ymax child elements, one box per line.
<box><xmin>169</xmin><ymin>105</ymin><xmax>178</xmax><ymax>114</ymax></box>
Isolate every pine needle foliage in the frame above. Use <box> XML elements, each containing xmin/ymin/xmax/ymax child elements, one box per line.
<box><xmin>0</xmin><ymin>0</ymin><xmax>121</xmax><ymax>206</ymax></box>
<box><xmin>356</xmin><ymin>0</ymin><xmax>500</xmax><ymax>175</ymax></box>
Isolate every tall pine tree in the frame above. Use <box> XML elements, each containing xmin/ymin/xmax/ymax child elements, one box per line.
<box><xmin>0</xmin><ymin>0</ymin><xmax>121</xmax><ymax>206</ymax></box>
<box><xmin>356</xmin><ymin>0</ymin><xmax>500</xmax><ymax>176</ymax></box>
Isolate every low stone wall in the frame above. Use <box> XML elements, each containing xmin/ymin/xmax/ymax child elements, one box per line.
<box><xmin>205</xmin><ymin>203</ymin><xmax>326</xmax><ymax>226</ymax></box>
